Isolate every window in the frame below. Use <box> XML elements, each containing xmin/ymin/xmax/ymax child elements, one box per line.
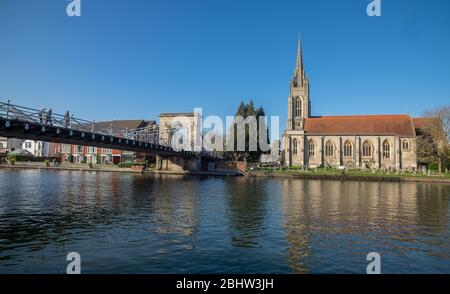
<box><xmin>292</xmin><ymin>139</ymin><xmax>298</xmax><ymax>155</ymax></box>
<box><xmin>74</xmin><ymin>145</ymin><xmax>84</xmax><ymax>154</ymax></box>
<box><xmin>402</xmin><ymin>140</ymin><xmax>410</xmax><ymax>151</ymax></box>
<box><xmin>101</xmin><ymin>148</ymin><xmax>112</xmax><ymax>155</ymax></box>
<box><xmin>362</xmin><ymin>140</ymin><xmax>372</xmax><ymax>157</ymax></box>
<box><xmin>308</xmin><ymin>139</ymin><xmax>315</xmax><ymax>157</ymax></box>
<box><xmin>87</xmin><ymin>147</ymin><xmax>97</xmax><ymax>154</ymax></box>
<box><xmin>343</xmin><ymin>140</ymin><xmax>353</xmax><ymax>157</ymax></box>
<box><xmin>383</xmin><ymin>140</ymin><xmax>391</xmax><ymax>159</ymax></box>
<box><xmin>295</xmin><ymin>97</ymin><xmax>302</xmax><ymax>117</ymax></box>
<box><xmin>325</xmin><ymin>140</ymin><xmax>334</xmax><ymax>157</ymax></box>
<box><xmin>62</xmin><ymin>144</ymin><xmax>71</xmax><ymax>153</ymax></box>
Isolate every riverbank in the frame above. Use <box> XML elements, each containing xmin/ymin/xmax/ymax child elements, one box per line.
<box><xmin>2</xmin><ymin>163</ymin><xmax>449</xmax><ymax>183</ymax></box>
<box><xmin>248</xmin><ymin>169</ymin><xmax>450</xmax><ymax>184</ymax></box>
<box><xmin>0</xmin><ymin>162</ymin><xmax>242</xmax><ymax>177</ymax></box>
<box><xmin>0</xmin><ymin>162</ymin><xmax>142</xmax><ymax>173</ymax></box>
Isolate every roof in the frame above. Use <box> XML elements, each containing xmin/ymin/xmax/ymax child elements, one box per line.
<box><xmin>412</xmin><ymin>117</ymin><xmax>433</xmax><ymax>130</ymax></box>
<box><xmin>9</xmin><ymin>149</ymin><xmax>33</xmax><ymax>156</ymax></box>
<box><xmin>93</xmin><ymin>120</ymin><xmax>156</xmax><ymax>133</ymax></box>
<box><xmin>303</xmin><ymin>114</ymin><xmax>416</xmax><ymax>136</ymax></box>
<box><xmin>159</xmin><ymin>112</ymin><xmax>198</xmax><ymax>117</ymax></box>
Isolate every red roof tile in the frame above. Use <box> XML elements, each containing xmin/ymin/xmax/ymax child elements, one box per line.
<box><xmin>412</xmin><ymin>117</ymin><xmax>432</xmax><ymax>130</ymax></box>
<box><xmin>304</xmin><ymin>114</ymin><xmax>415</xmax><ymax>136</ymax></box>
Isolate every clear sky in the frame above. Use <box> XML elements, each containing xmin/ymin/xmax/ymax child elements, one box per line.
<box><xmin>0</xmin><ymin>0</ymin><xmax>449</xmax><ymax>126</ymax></box>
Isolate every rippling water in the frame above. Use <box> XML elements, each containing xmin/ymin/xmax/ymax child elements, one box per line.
<box><xmin>0</xmin><ymin>169</ymin><xmax>449</xmax><ymax>273</ymax></box>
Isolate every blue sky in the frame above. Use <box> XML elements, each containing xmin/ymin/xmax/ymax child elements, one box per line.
<box><xmin>0</xmin><ymin>0</ymin><xmax>449</xmax><ymax>126</ymax></box>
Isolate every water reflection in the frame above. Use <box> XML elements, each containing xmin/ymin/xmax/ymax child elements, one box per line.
<box><xmin>0</xmin><ymin>169</ymin><xmax>449</xmax><ymax>273</ymax></box>
<box><xmin>225</xmin><ymin>178</ymin><xmax>269</xmax><ymax>248</ymax></box>
<box><xmin>280</xmin><ymin>180</ymin><xmax>450</xmax><ymax>273</ymax></box>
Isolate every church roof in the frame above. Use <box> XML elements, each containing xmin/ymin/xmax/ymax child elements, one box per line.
<box><xmin>412</xmin><ymin>117</ymin><xmax>433</xmax><ymax>130</ymax></box>
<box><xmin>304</xmin><ymin>114</ymin><xmax>416</xmax><ymax>136</ymax></box>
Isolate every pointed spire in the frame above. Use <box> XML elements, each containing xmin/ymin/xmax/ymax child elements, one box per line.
<box><xmin>296</xmin><ymin>33</ymin><xmax>303</xmax><ymax>73</ymax></box>
<box><xmin>292</xmin><ymin>33</ymin><xmax>305</xmax><ymax>87</ymax></box>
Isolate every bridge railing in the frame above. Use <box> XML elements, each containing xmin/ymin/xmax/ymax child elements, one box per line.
<box><xmin>0</xmin><ymin>100</ymin><xmax>100</xmax><ymax>134</ymax></box>
<box><xmin>0</xmin><ymin>100</ymin><xmax>161</xmax><ymax>144</ymax></box>
<box><xmin>1</xmin><ymin>100</ymin><xmax>222</xmax><ymax>157</ymax></box>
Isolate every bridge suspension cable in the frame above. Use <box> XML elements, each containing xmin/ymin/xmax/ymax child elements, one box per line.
<box><xmin>0</xmin><ymin>100</ymin><xmax>220</xmax><ymax>158</ymax></box>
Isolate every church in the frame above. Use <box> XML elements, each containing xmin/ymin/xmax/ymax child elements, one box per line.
<box><xmin>284</xmin><ymin>36</ymin><xmax>423</xmax><ymax>170</ymax></box>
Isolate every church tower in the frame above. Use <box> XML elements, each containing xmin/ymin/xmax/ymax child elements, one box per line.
<box><xmin>287</xmin><ymin>34</ymin><xmax>310</xmax><ymax>131</ymax></box>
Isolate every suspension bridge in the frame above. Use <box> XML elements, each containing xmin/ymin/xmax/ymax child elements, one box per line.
<box><xmin>0</xmin><ymin>101</ymin><xmax>223</xmax><ymax>172</ymax></box>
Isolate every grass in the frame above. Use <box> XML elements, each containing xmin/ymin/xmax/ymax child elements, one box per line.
<box><xmin>250</xmin><ymin>167</ymin><xmax>450</xmax><ymax>179</ymax></box>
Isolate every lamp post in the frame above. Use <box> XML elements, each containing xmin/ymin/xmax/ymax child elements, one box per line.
<box><xmin>6</xmin><ymin>100</ymin><xmax>11</xmax><ymax>119</ymax></box>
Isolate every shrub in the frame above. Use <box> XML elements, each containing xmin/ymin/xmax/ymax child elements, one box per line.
<box><xmin>428</xmin><ymin>163</ymin><xmax>439</xmax><ymax>171</ymax></box>
<box><xmin>45</xmin><ymin>160</ymin><xmax>50</xmax><ymax>167</ymax></box>
<box><xmin>88</xmin><ymin>162</ymin><xmax>94</xmax><ymax>169</ymax></box>
<box><xmin>118</xmin><ymin>162</ymin><xmax>134</xmax><ymax>168</ymax></box>
<box><xmin>288</xmin><ymin>165</ymin><xmax>302</xmax><ymax>170</ymax></box>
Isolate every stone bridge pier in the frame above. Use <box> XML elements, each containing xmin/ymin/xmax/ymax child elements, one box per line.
<box><xmin>155</xmin><ymin>155</ymin><xmax>221</xmax><ymax>173</ymax></box>
<box><xmin>155</xmin><ymin>155</ymin><xmax>200</xmax><ymax>172</ymax></box>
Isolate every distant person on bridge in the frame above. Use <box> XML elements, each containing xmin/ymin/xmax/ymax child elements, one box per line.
<box><xmin>46</xmin><ymin>109</ymin><xmax>53</xmax><ymax>126</ymax></box>
<box><xmin>64</xmin><ymin>111</ymin><xmax>70</xmax><ymax>128</ymax></box>
<box><xmin>39</xmin><ymin>108</ymin><xmax>46</xmax><ymax>125</ymax></box>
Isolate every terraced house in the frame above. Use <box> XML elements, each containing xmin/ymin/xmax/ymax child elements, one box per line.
<box><xmin>284</xmin><ymin>37</ymin><xmax>425</xmax><ymax>170</ymax></box>
<box><xmin>59</xmin><ymin>119</ymin><xmax>157</xmax><ymax>164</ymax></box>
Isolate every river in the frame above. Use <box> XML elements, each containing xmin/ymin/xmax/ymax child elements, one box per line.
<box><xmin>0</xmin><ymin>169</ymin><xmax>449</xmax><ymax>273</ymax></box>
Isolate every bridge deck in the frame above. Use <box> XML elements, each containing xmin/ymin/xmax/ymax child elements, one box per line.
<box><xmin>0</xmin><ymin>117</ymin><xmax>195</xmax><ymax>157</ymax></box>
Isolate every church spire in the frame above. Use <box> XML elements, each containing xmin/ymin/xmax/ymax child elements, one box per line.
<box><xmin>296</xmin><ymin>33</ymin><xmax>303</xmax><ymax>73</ymax></box>
<box><xmin>288</xmin><ymin>33</ymin><xmax>310</xmax><ymax>131</ymax></box>
<box><xmin>293</xmin><ymin>33</ymin><xmax>305</xmax><ymax>87</ymax></box>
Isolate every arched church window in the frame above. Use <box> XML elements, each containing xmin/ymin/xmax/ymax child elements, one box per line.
<box><xmin>402</xmin><ymin>140</ymin><xmax>410</xmax><ymax>151</ymax></box>
<box><xmin>362</xmin><ymin>140</ymin><xmax>373</xmax><ymax>157</ymax></box>
<box><xmin>295</xmin><ymin>97</ymin><xmax>302</xmax><ymax>117</ymax></box>
<box><xmin>383</xmin><ymin>140</ymin><xmax>391</xmax><ymax>159</ymax></box>
<box><xmin>308</xmin><ymin>139</ymin><xmax>315</xmax><ymax>157</ymax></box>
<box><xmin>325</xmin><ymin>140</ymin><xmax>334</xmax><ymax>157</ymax></box>
<box><xmin>343</xmin><ymin>140</ymin><xmax>353</xmax><ymax>157</ymax></box>
<box><xmin>293</xmin><ymin>139</ymin><xmax>298</xmax><ymax>155</ymax></box>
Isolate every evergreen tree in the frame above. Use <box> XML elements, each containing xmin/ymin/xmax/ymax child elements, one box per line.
<box><xmin>225</xmin><ymin>100</ymin><xmax>270</xmax><ymax>162</ymax></box>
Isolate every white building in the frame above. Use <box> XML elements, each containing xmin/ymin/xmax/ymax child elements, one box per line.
<box><xmin>0</xmin><ymin>137</ymin><xmax>8</xmax><ymax>151</ymax></box>
<box><xmin>159</xmin><ymin>112</ymin><xmax>202</xmax><ymax>151</ymax></box>
<box><xmin>22</xmin><ymin>140</ymin><xmax>49</xmax><ymax>157</ymax></box>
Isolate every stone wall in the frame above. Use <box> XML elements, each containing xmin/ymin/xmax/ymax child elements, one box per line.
<box><xmin>285</xmin><ymin>133</ymin><xmax>417</xmax><ymax>170</ymax></box>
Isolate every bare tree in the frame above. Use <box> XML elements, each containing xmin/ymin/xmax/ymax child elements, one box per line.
<box><xmin>417</xmin><ymin>105</ymin><xmax>450</xmax><ymax>173</ymax></box>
